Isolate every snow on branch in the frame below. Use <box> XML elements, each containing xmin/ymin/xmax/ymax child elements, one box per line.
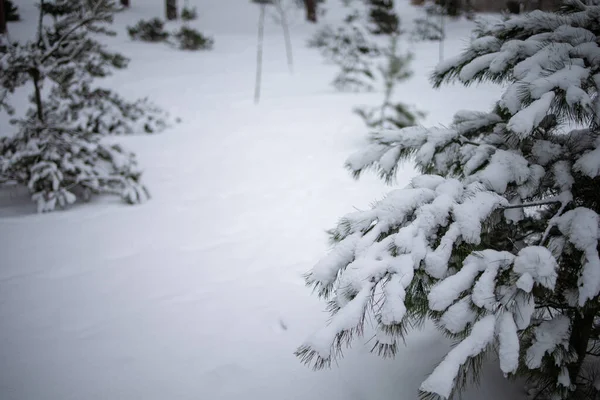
<box><xmin>301</xmin><ymin>2</ymin><xmax>600</xmax><ymax>398</ymax></box>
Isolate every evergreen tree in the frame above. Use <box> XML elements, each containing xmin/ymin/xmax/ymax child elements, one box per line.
<box><xmin>0</xmin><ymin>0</ymin><xmax>167</xmax><ymax>212</ymax></box>
<box><xmin>310</xmin><ymin>0</ymin><xmax>419</xmax><ymax>125</ymax></box>
<box><xmin>166</xmin><ymin>0</ymin><xmax>177</xmax><ymax>20</ymax></box>
<box><xmin>308</xmin><ymin>2</ymin><xmax>380</xmax><ymax>91</ymax></box>
<box><xmin>354</xmin><ymin>34</ymin><xmax>423</xmax><ymax>130</ymax></box>
<box><xmin>297</xmin><ymin>2</ymin><xmax>600</xmax><ymax>399</ymax></box>
<box><xmin>366</xmin><ymin>0</ymin><xmax>398</xmax><ymax>35</ymax></box>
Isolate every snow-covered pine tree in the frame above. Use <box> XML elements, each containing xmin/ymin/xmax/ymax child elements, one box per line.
<box><xmin>308</xmin><ymin>1</ymin><xmax>380</xmax><ymax>91</ymax></box>
<box><xmin>366</xmin><ymin>0</ymin><xmax>398</xmax><ymax>35</ymax></box>
<box><xmin>297</xmin><ymin>2</ymin><xmax>600</xmax><ymax>399</ymax></box>
<box><xmin>0</xmin><ymin>0</ymin><xmax>168</xmax><ymax>212</ymax></box>
<box><xmin>354</xmin><ymin>7</ymin><xmax>423</xmax><ymax>131</ymax></box>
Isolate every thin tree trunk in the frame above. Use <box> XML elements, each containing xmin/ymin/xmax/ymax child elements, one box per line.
<box><xmin>254</xmin><ymin>4</ymin><xmax>266</xmax><ymax>104</ymax></box>
<box><xmin>121</xmin><ymin>0</ymin><xmax>130</xmax><ymax>7</ymax></box>
<box><xmin>166</xmin><ymin>0</ymin><xmax>177</xmax><ymax>20</ymax></box>
<box><xmin>275</xmin><ymin>0</ymin><xmax>293</xmax><ymax>73</ymax></box>
<box><xmin>31</xmin><ymin>69</ymin><xmax>45</xmax><ymax>123</ymax></box>
<box><xmin>0</xmin><ymin>0</ymin><xmax>6</xmax><ymax>35</ymax></box>
<box><xmin>438</xmin><ymin>7</ymin><xmax>445</xmax><ymax>62</ymax></box>
<box><xmin>568</xmin><ymin>308</ymin><xmax>597</xmax><ymax>385</ymax></box>
<box><xmin>304</xmin><ymin>0</ymin><xmax>317</xmax><ymax>23</ymax></box>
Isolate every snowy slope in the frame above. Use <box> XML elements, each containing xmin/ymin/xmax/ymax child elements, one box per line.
<box><xmin>0</xmin><ymin>1</ymin><xmax>525</xmax><ymax>399</ymax></box>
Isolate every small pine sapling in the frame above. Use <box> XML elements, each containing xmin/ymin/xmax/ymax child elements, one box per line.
<box><xmin>366</xmin><ymin>0</ymin><xmax>399</xmax><ymax>35</ymax></box>
<box><xmin>308</xmin><ymin>3</ymin><xmax>380</xmax><ymax>91</ymax></box>
<box><xmin>0</xmin><ymin>0</ymin><xmax>168</xmax><ymax>212</ymax></box>
<box><xmin>353</xmin><ymin>0</ymin><xmax>422</xmax><ymax>130</ymax></box>
<box><xmin>181</xmin><ymin>5</ymin><xmax>198</xmax><ymax>21</ymax></box>
<box><xmin>166</xmin><ymin>0</ymin><xmax>177</xmax><ymax>20</ymax></box>
<box><xmin>354</xmin><ymin>35</ymin><xmax>423</xmax><ymax>131</ymax></box>
<box><xmin>127</xmin><ymin>18</ymin><xmax>170</xmax><ymax>42</ymax></box>
<box><xmin>173</xmin><ymin>26</ymin><xmax>213</xmax><ymax>50</ymax></box>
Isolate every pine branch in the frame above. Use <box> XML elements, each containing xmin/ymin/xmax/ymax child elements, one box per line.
<box><xmin>501</xmin><ymin>198</ymin><xmax>562</xmax><ymax>210</ymax></box>
<box><xmin>40</xmin><ymin>0</ymin><xmax>110</xmax><ymax>63</ymax></box>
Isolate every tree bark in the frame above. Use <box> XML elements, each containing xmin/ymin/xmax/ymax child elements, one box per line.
<box><xmin>304</xmin><ymin>0</ymin><xmax>317</xmax><ymax>23</ymax></box>
<box><xmin>166</xmin><ymin>0</ymin><xmax>177</xmax><ymax>20</ymax></box>
<box><xmin>0</xmin><ymin>0</ymin><xmax>6</xmax><ymax>35</ymax></box>
<box><xmin>31</xmin><ymin>68</ymin><xmax>45</xmax><ymax>123</ymax></box>
<box><xmin>121</xmin><ymin>0</ymin><xmax>130</xmax><ymax>7</ymax></box>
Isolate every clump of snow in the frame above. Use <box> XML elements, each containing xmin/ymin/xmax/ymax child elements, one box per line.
<box><xmin>500</xmin><ymin>83</ymin><xmax>524</xmax><ymax>114</ymax></box>
<box><xmin>504</xmin><ymin>196</ymin><xmax>524</xmax><ymax>224</ymax></box>
<box><xmin>470</xmin><ymin>36</ymin><xmax>502</xmax><ymax>53</ymax></box>
<box><xmin>311</xmin><ymin>233</ymin><xmax>360</xmax><ymax>286</ymax></box>
<box><xmin>516</xmin><ymin>273</ymin><xmax>534</xmax><ymax>293</ymax></box>
<box><xmin>453</xmin><ymin>191</ymin><xmax>507</xmax><ymax>244</ymax></box>
<box><xmin>429</xmin><ymin>255</ymin><xmax>484</xmax><ymax>311</ymax></box>
<box><xmin>555</xmin><ymin>208</ymin><xmax>600</xmax><ymax>305</ymax></box>
<box><xmin>513</xmin><ymin>246</ymin><xmax>558</xmax><ymax>290</ymax></box>
<box><xmin>574</xmin><ymin>138</ymin><xmax>600</xmax><ymax>178</ymax></box>
<box><xmin>525</xmin><ymin>315</ymin><xmax>571</xmax><ymax>369</ymax></box>
<box><xmin>414</xmin><ymin>128</ymin><xmax>459</xmax><ymax>167</ymax></box>
<box><xmin>452</xmin><ymin>110</ymin><xmax>502</xmax><ymax>134</ymax></box>
<box><xmin>378</xmin><ymin>146</ymin><xmax>402</xmax><ymax>173</ymax></box>
<box><xmin>440</xmin><ymin>296</ymin><xmax>476</xmax><ymax>334</ymax></box>
<box><xmin>507</xmin><ymin>92</ymin><xmax>555</xmax><ymax>137</ymax></box>
<box><xmin>472</xmin><ymin>263</ymin><xmax>501</xmax><ymax>311</ymax></box>
<box><xmin>409</xmin><ymin>174</ymin><xmax>446</xmax><ymax>190</ymax></box>
<box><xmin>531</xmin><ymin>140</ymin><xmax>562</xmax><ymax>166</ymax></box>
<box><xmin>434</xmin><ymin>53</ymin><xmax>464</xmax><ymax>76</ymax></box>
<box><xmin>420</xmin><ymin>315</ymin><xmax>496</xmax><ymax>399</ymax></box>
<box><xmin>346</xmin><ymin>144</ymin><xmax>389</xmax><ymax>173</ymax></box>
<box><xmin>552</xmin><ymin>160</ymin><xmax>575</xmax><ymax>192</ymax></box>
<box><xmin>429</xmin><ymin>251</ymin><xmax>513</xmax><ymax>311</ymax></box>
<box><xmin>529</xmin><ymin>65</ymin><xmax>589</xmax><ymax>100</ymax></box>
<box><xmin>423</xmin><ymin>223</ymin><xmax>461</xmax><ymax>279</ymax></box>
<box><xmin>459</xmin><ymin>53</ymin><xmax>499</xmax><ymax>82</ymax></box>
<box><xmin>517</xmin><ymin>164</ymin><xmax>545</xmax><ymax>199</ymax></box>
<box><xmin>380</xmin><ymin>274</ymin><xmax>408</xmax><ymax>325</ymax></box>
<box><xmin>469</xmin><ymin>150</ymin><xmax>530</xmax><ymax>194</ymax></box>
<box><xmin>558</xmin><ymin>367</ymin><xmax>571</xmax><ymax>388</ymax></box>
<box><xmin>497</xmin><ymin>312</ymin><xmax>519</xmax><ymax>375</ymax></box>
<box><xmin>461</xmin><ymin>144</ymin><xmax>495</xmax><ymax>176</ymax></box>
<box><xmin>304</xmin><ymin>284</ymin><xmax>373</xmax><ymax>358</ymax></box>
<box><xmin>513</xmin><ymin>43</ymin><xmax>572</xmax><ymax>82</ymax></box>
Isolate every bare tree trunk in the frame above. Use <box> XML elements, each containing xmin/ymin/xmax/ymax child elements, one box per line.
<box><xmin>438</xmin><ymin>6</ymin><xmax>445</xmax><ymax>62</ymax></box>
<box><xmin>304</xmin><ymin>0</ymin><xmax>317</xmax><ymax>23</ymax></box>
<box><xmin>121</xmin><ymin>0</ymin><xmax>130</xmax><ymax>7</ymax></box>
<box><xmin>0</xmin><ymin>0</ymin><xmax>6</xmax><ymax>35</ymax></box>
<box><xmin>31</xmin><ymin>69</ymin><xmax>45</xmax><ymax>123</ymax></box>
<box><xmin>254</xmin><ymin>4</ymin><xmax>266</xmax><ymax>104</ymax></box>
<box><xmin>567</xmin><ymin>307</ymin><xmax>597</xmax><ymax>385</ymax></box>
<box><xmin>275</xmin><ymin>0</ymin><xmax>293</xmax><ymax>73</ymax></box>
<box><xmin>166</xmin><ymin>0</ymin><xmax>177</xmax><ymax>20</ymax></box>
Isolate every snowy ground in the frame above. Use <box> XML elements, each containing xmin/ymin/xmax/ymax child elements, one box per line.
<box><xmin>0</xmin><ymin>1</ymin><xmax>527</xmax><ymax>399</ymax></box>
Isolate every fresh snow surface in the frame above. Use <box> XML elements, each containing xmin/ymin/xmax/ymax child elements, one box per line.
<box><xmin>0</xmin><ymin>1</ymin><xmax>526</xmax><ymax>399</ymax></box>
